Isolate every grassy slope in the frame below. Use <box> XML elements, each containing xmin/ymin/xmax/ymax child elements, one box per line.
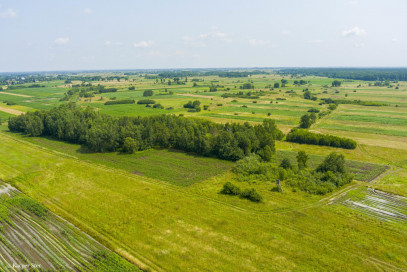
<box><xmin>1</xmin><ymin>132</ymin><xmax>407</xmax><ymax>271</ymax></box>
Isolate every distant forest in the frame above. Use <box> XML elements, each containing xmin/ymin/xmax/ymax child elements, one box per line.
<box><xmin>278</xmin><ymin>68</ymin><xmax>407</xmax><ymax>81</ymax></box>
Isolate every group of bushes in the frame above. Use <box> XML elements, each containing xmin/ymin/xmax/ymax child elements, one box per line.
<box><xmin>232</xmin><ymin>152</ymin><xmax>352</xmax><ymax>195</ymax></box>
<box><xmin>183</xmin><ymin>100</ymin><xmax>201</xmax><ymax>112</ymax></box>
<box><xmin>220</xmin><ymin>182</ymin><xmax>263</xmax><ymax>202</ymax></box>
<box><xmin>8</xmin><ymin>103</ymin><xmax>283</xmax><ymax>161</ymax></box>
<box><xmin>137</xmin><ymin>99</ymin><xmax>155</xmax><ymax>104</ymax></box>
<box><xmin>286</xmin><ymin>128</ymin><xmax>357</xmax><ymax>149</ymax></box>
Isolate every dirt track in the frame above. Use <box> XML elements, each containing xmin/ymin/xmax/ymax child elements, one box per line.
<box><xmin>0</xmin><ymin>91</ymin><xmax>32</xmax><ymax>97</ymax></box>
<box><xmin>0</xmin><ymin>106</ymin><xmax>24</xmax><ymax>115</ymax></box>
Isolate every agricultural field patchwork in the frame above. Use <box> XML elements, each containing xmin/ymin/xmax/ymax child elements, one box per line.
<box><xmin>1</xmin><ymin>69</ymin><xmax>407</xmax><ymax>271</ymax></box>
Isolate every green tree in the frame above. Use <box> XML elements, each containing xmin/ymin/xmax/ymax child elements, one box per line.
<box><xmin>332</xmin><ymin>80</ymin><xmax>341</xmax><ymax>87</ymax></box>
<box><xmin>296</xmin><ymin>151</ymin><xmax>309</xmax><ymax>169</ymax></box>
<box><xmin>316</xmin><ymin>152</ymin><xmax>346</xmax><ymax>173</ymax></box>
<box><xmin>258</xmin><ymin>145</ymin><xmax>273</xmax><ymax>162</ymax></box>
<box><xmin>143</xmin><ymin>90</ymin><xmax>154</xmax><ymax>96</ymax></box>
<box><xmin>280</xmin><ymin>158</ymin><xmax>292</xmax><ymax>169</ymax></box>
<box><xmin>273</xmin><ymin>82</ymin><xmax>280</xmax><ymax>88</ymax></box>
<box><xmin>299</xmin><ymin>114</ymin><xmax>312</xmax><ymax>128</ymax></box>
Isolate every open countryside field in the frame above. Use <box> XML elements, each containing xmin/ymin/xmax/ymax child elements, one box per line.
<box><xmin>1</xmin><ymin>69</ymin><xmax>407</xmax><ymax>271</ymax></box>
<box><xmin>1</xmin><ymin>130</ymin><xmax>407</xmax><ymax>271</ymax></box>
<box><xmin>0</xmin><ymin>182</ymin><xmax>139</xmax><ymax>271</ymax></box>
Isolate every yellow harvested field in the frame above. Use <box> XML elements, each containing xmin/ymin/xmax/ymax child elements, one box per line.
<box><xmin>0</xmin><ymin>106</ymin><xmax>24</xmax><ymax>115</ymax></box>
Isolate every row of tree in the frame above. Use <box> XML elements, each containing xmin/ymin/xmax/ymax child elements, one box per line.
<box><xmin>8</xmin><ymin>103</ymin><xmax>284</xmax><ymax>161</ymax></box>
<box><xmin>286</xmin><ymin>128</ymin><xmax>357</xmax><ymax>149</ymax></box>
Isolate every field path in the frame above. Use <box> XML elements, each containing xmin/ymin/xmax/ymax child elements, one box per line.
<box><xmin>0</xmin><ymin>107</ymin><xmax>24</xmax><ymax>115</ymax></box>
<box><xmin>177</xmin><ymin>93</ymin><xmax>215</xmax><ymax>99</ymax></box>
<box><xmin>0</xmin><ymin>91</ymin><xmax>32</xmax><ymax>98</ymax></box>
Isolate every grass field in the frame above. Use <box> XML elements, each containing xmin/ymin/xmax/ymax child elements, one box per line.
<box><xmin>1</xmin><ymin>130</ymin><xmax>407</xmax><ymax>271</ymax></box>
<box><xmin>0</xmin><ymin>182</ymin><xmax>140</xmax><ymax>271</ymax></box>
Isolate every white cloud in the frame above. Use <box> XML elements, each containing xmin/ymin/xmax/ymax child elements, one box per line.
<box><xmin>281</xmin><ymin>30</ymin><xmax>290</xmax><ymax>36</ymax></box>
<box><xmin>308</xmin><ymin>39</ymin><xmax>324</xmax><ymax>44</ymax></box>
<box><xmin>354</xmin><ymin>42</ymin><xmax>365</xmax><ymax>48</ymax></box>
<box><xmin>147</xmin><ymin>51</ymin><xmax>161</xmax><ymax>56</ymax></box>
<box><xmin>54</xmin><ymin>37</ymin><xmax>70</xmax><ymax>45</ymax></box>
<box><xmin>105</xmin><ymin>41</ymin><xmax>122</xmax><ymax>46</ymax></box>
<box><xmin>84</xmin><ymin>8</ymin><xmax>92</xmax><ymax>14</ymax></box>
<box><xmin>249</xmin><ymin>39</ymin><xmax>267</xmax><ymax>46</ymax></box>
<box><xmin>342</xmin><ymin>26</ymin><xmax>366</xmax><ymax>37</ymax></box>
<box><xmin>349</xmin><ymin>0</ymin><xmax>358</xmax><ymax>5</ymax></box>
<box><xmin>392</xmin><ymin>38</ymin><xmax>399</xmax><ymax>42</ymax></box>
<box><xmin>0</xmin><ymin>8</ymin><xmax>17</xmax><ymax>19</ymax></box>
<box><xmin>133</xmin><ymin>40</ymin><xmax>154</xmax><ymax>48</ymax></box>
<box><xmin>27</xmin><ymin>42</ymin><xmax>33</xmax><ymax>47</ymax></box>
<box><xmin>199</xmin><ymin>31</ymin><xmax>231</xmax><ymax>42</ymax></box>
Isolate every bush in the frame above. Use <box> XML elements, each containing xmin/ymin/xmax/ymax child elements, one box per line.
<box><xmin>240</xmin><ymin>188</ymin><xmax>263</xmax><ymax>202</ymax></box>
<box><xmin>220</xmin><ymin>182</ymin><xmax>241</xmax><ymax>196</ymax></box>
<box><xmin>143</xmin><ymin>90</ymin><xmax>154</xmax><ymax>96</ymax></box>
<box><xmin>137</xmin><ymin>99</ymin><xmax>156</xmax><ymax>104</ymax></box>
<box><xmin>280</xmin><ymin>158</ymin><xmax>292</xmax><ymax>169</ymax></box>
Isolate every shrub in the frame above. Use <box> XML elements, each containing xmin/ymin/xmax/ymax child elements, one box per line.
<box><xmin>280</xmin><ymin>158</ymin><xmax>292</xmax><ymax>169</ymax></box>
<box><xmin>143</xmin><ymin>90</ymin><xmax>154</xmax><ymax>96</ymax></box>
<box><xmin>240</xmin><ymin>188</ymin><xmax>263</xmax><ymax>202</ymax></box>
<box><xmin>137</xmin><ymin>99</ymin><xmax>156</xmax><ymax>104</ymax></box>
<box><xmin>220</xmin><ymin>182</ymin><xmax>241</xmax><ymax>196</ymax></box>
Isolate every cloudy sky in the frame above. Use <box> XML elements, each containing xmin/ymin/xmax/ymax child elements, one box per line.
<box><xmin>1</xmin><ymin>0</ymin><xmax>406</xmax><ymax>72</ymax></box>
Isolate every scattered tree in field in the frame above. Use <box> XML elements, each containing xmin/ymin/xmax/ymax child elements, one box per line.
<box><xmin>296</xmin><ymin>151</ymin><xmax>309</xmax><ymax>169</ymax></box>
<box><xmin>273</xmin><ymin>82</ymin><xmax>280</xmax><ymax>88</ymax></box>
<box><xmin>143</xmin><ymin>90</ymin><xmax>154</xmax><ymax>96</ymax></box>
<box><xmin>332</xmin><ymin>80</ymin><xmax>341</xmax><ymax>87</ymax></box>
<box><xmin>299</xmin><ymin>114</ymin><xmax>313</xmax><ymax>128</ymax></box>
<box><xmin>129</xmin><ymin>86</ymin><xmax>135</xmax><ymax>90</ymax></box>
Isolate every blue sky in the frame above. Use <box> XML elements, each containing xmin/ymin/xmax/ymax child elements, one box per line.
<box><xmin>0</xmin><ymin>0</ymin><xmax>406</xmax><ymax>72</ymax></box>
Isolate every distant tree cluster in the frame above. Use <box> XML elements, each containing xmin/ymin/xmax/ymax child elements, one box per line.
<box><xmin>321</xmin><ymin>98</ymin><xmax>387</xmax><ymax>107</ymax></box>
<box><xmin>240</xmin><ymin>82</ymin><xmax>255</xmax><ymax>89</ymax></box>
<box><xmin>278</xmin><ymin>68</ymin><xmax>407</xmax><ymax>81</ymax></box>
<box><xmin>8</xmin><ymin>104</ymin><xmax>283</xmax><ymax>161</ymax></box>
<box><xmin>104</xmin><ymin>99</ymin><xmax>135</xmax><ymax>105</ymax></box>
<box><xmin>286</xmin><ymin>128</ymin><xmax>357</xmax><ymax>149</ymax></box>
<box><xmin>183</xmin><ymin>100</ymin><xmax>201</xmax><ymax>112</ymax></box>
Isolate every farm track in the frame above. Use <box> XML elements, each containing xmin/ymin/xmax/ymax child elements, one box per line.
<box><xmin>0</xmin><ymin>107</ymin><xmax>24</xmax><ymax>116</ymax></box>
<box><xmin>2</xmin><ymin>132</ymin><xmax>405</xmax><ymax>271</ymax></box>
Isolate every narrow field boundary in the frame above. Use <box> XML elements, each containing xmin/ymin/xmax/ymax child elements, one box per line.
<box><xmin>0</xmin><ymin>91</ymin><xmax>32</xmax><ymax>98</ymax></box>
<box><xmin>0</xmin><ymin>107</ymin><xmax>24</xmax><ymax>115</ymax></box>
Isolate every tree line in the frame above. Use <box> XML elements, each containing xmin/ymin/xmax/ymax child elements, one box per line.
<box><xmin>8</xmin><ymin>103</ymin><xmax>283</xmax><ymax>161</ymax></box>
<box><xmin>286</xmin><ymin>128</ymin><xmax>357</xmax><ymax>149</ymax></box>
<box><xmin>278</xmin><ymin>68</ymin><xmax>407</xmax><ymax>81</ymax></box>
